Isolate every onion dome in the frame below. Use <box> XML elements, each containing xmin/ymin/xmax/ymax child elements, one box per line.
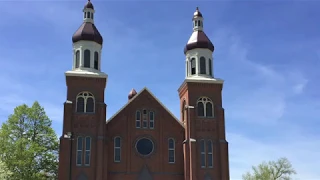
<box><xmin>72</xmin><ymin>0</ymin><xmax>103</xmax><ymax>45</ymax></box>
<box><xmin>128</xmin><ymin>88</ymin><xmax>137</xmax><ymax>100</ymax></box>
<box><xmin>184</xmin><ymin>7</ymin><xmax>214</xmax><ymax>54</ymax></box>
<box><xmin>184</xmin><ymin>31</ymin><xmax>214</xmax><ymax>54</ymax></box>
<box><xmin>84</xmin><ymin>0</ymin><xmax>94</xmax><ymax>9</ymax></box>
<box><xmin>193</xmin><ymin>7</ymin><xmax>203</xmax><ymax>18</ymax></box>
<box><xmin>72</xmin><ymin>23</ymin><xmax>103</xmax><ymax>45</ymax></box>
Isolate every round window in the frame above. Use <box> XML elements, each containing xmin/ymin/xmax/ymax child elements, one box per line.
<box><xmin>136</xmin><ymin>138</ymin><xmax>154</xmax><ymax>156</ymax></box>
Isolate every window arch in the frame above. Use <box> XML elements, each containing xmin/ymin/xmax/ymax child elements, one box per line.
<box><xmin>114</xmin><ymin>137</ymin><xmax>121</xmax><ymax>162</ymax></box>
<box><xmin>84</xmin><ymin>137</ymin><xmax>91</xmax><ymax>166</ymax></box>
<box><xmin>168</xmin><ymin>138</ymin><xmax>175</xmax><ymax>163</ymax></box>
<box><xmin>84</xmin><ymin>49</ymin><xmax>91</xmax><ymax>68</ymax></box>
<box><xmin>200</xmin><ymin>56</ymin><xmax>206</xmax><ymax>74</ymax></box>
<box><xmin>200</xmin><ymin>139</ymin><xmax>206</xmax><ymax>168</ymax></box>
<box><xmin>197</xmin><ymin>97</ymin><xmax>214</xmax><ymax>118</ymax></box>
<box><xmin>209</xmin><ymin>59</ymin><xmax>212</xmax><ymax>76</ymax></box>
<box><xmin>76</xmin><ymin>92</ymin><xmax>95</xmax><ymax>113</ymax></box>
<box><xmin>207</xmin><ymin>140</ymin><xmax>213</xmax><ymax>168</ymax></box>
<box><xmin>75</xmin><ymin>50</ymin><xmax>80</xmax><ymax>68</ymax></box>
<box><xmin>190</xmin><ymin>58</ymin><xmax>196</xmax><ymax>75</ymax></box>
<box><xmin>94</xmin><ymin>51</ymin><xmax>99</xmax><ymax>70</ymax></box>
<box><xmin>149</xmin><ymin>111</ymin><xmax>154</xmax><ymax>129</ymax></box>
<box><xmin>76</xmin><ymin>136</ymin><xmax>83</xmax><ymax>166</ymax></box>
<box><xmin>136</xmin><ymin>111</ymin><xmax>141</xmax><ymax>128</ymax></box>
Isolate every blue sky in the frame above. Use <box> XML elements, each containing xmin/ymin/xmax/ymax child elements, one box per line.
<box><xmin>1</xmin><ymin>0</ymin><xmax>319</xmax><ymax>179</ymax></box>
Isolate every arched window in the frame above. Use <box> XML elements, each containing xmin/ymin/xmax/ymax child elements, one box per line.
<box><xmin>84</xmin><ymin>49</ymin><xmax>90</xmax><ymax>68</ymax></box>
<box><xmin>200</xmin><ymin>57</ymin><xmax>206</xmax><ymax>74</ymax></box>
<box><xmin>136</xmin><ymin>111</ymin><xmax>141</xmax><ymax>128</ymax></box>
<box><xmin>197</xmin><ymin>97</ymin><xmax>214</xmax><ymax>118</ymax></box>
<box><xmin>114</xmin><ymin>137</ymin><xmax>121</xmax><ymax>162</ymax></box>
<box><xmin>209</xmin><ymin>59</ymin><xmax>212</xmax><ymax>76</ymax></box>
<box><xmin>197</xmin><ymin>101</ymin><xmax>204</xmax><ymax>117</ymax></box>
<box><xmin>168</xmin><ymin>138</ymin><xmax>175</xmax><ymax>163</ymax></box>
<box><xmin>75</xmin><ymin>50</ymin><xmax>80</xmax><ymax>68</ymax></box>
<box><xmin>76</xmin><ymin>136</ymin><xmax>83</xmax><ymax>166</ymax></box>
<box><xmin>87</xmin><ymin>12</ymin><xmax>91</xmax><ymax>19</ymax></box>
<box><xmin>84</xmin><ymin>12</ymin><xmax>86</xmax><ymax>19</ymax></box>
<box><xmin>207</xmin><ymin>140</ymin><xmax>213</xmax><ymax>168</ymax></box>
<box><xmin>76</xmin><ymin>92</ymin><xmax>95</xmax><ymax>113</ymax></box>
<box><xmin>200</xmin><ymin>139</ymin><xmax>206</xmax><ymax>168</ymax></box>
<box><xmin>94</xmin><ymin>52</ymin><xmax>99</xmax><ymax>70</ymax></box>
<box><xmin>190</xmin><ymin>58</ymin><xmax>196</xmax><ymax>75</ymax></box>
<box><xmin>142</xmin><ymin>109</ymin><xmax>147</xmax><ymax>128</ymax></box>
<box><xmin>91</xmin><ymin>13</ymin><xmax>94</xmax><ymax>19</ymax></box>
<box><xmin>149</xmin><ymin>111</ymin><xmax>154</xmax><ymax>129</ymax></box>
<box><xmin>84</xmin><ymin>137</ymin><xmax>91</xmax><ymax>166</ymax></box>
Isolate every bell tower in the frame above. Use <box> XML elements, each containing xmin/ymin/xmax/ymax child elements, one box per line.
<box><xmin>178</xmin><ymin>7</ymin><xmax>230</xmax><ymax>180</ymax></box>
<box><xmin>58</xmin><ymin>1</ymin><xmax>108</xmax><ymax>180</ymax></box>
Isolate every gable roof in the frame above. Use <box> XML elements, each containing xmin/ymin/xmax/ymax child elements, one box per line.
<box><xmin>106</xmin><ymin>87</ymin><xmax>184</xmax><ymax>128</ymax></box>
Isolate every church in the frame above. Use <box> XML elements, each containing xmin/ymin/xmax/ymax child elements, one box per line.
<box><xmin>58</xmin><ymin>1</ymin><xmax>230</xmax><ymax>180</ymax></box>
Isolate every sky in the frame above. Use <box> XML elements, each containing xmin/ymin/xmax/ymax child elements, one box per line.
<box><xmin>0</xmin><ymin>0</ymin><xmax>319</xmax><ymax>179</ymax></box>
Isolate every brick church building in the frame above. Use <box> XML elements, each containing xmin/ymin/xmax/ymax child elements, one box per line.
<box><xmin>58</xmin><ymin>1</ymin><xmax>230</xmax><ymax>180</ymax></box>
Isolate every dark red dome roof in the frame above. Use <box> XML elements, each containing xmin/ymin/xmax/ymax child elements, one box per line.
<box><xmin>184</xmin><ymin>31</ymin><xmax>214</xmax><ymax>54</ymax></box>
<box><xmin>84</xmin><ymin>0</ymin><xmax>94</xmax><ymax>10</ymax></box>
<box><xmin>128</xmin><ymin>89</ymin><xmax>137</xmax><ymax>100</ymax></box>
<box><xmin>72</xmin><ymin>22</ymin><xmax>103</xmax><ymax>45</ymax></box>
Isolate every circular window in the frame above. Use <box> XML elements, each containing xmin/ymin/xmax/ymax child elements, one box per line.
<box><xmin>136</xmin><ymin>138</ymin><xmax>154</xmax><ymax>156</ymax></box>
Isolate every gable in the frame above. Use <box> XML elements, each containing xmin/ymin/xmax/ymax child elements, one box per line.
<box><xmin>107</xmin><ymin>87</ymin><xmax>184</xmax><ymax>128</ymax></box>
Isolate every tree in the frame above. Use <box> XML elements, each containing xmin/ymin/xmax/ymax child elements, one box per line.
<box><xmin>242</xmin><ymin>157</ymin><xmax>296</xmax><ymax>180</ymax></box>
<box><xmin>0</xmin><ymin>159</ymin><xmax>12</xmax><ymax>180</ymax></box>
<box><xmin>0</xmin><ymin>102</ymin><xmax>59</xmax><ymax>180</ymax></box>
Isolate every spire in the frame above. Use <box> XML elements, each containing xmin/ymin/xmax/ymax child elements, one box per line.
<box><xmin>184</xmin><ymin>7</ymin><xmax>215</xmax><ymax>79</ymax></box>
<box><xmin>72</xmin><ymin>0</ymin><xmax>103</xmax><ymax>45</ymax></box>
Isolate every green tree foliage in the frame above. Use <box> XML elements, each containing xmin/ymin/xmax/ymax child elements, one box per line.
<box><xmin>0</xmin><ymin>159</ymin><xmax>12</xmax><ymax>180</ymax></box>
<box><xmin>242</xmin><ymin>157</ymin><xmax>297</xmax><ymax>180</ymax></box>
<box><xmin>0</xmin><ymin>102</ymin><xmax>59</xmax><ymax>180</ymax></box>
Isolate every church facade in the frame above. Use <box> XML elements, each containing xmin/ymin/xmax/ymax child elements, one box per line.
<box><xmin>58</xmin><ymin>1</ymin><xmax>230</xmax><ymax>180</ymax></box>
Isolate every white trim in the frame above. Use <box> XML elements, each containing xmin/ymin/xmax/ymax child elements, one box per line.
<box><xmin>113</xmin><ymin>136</ymin><xmax>121</xmax><ymax>163</ymax></box>
<box><xmin>107</xmin><ymin>87</ymin><xmax>184</xmax><ymax>128</ymax></box>
<box><xmin>65</xmin><ymin>70</ymin><xmax>108</xmax><ymax>78</ymax></box>
<box><xmin>76</xmin><ymin>91</ymin><xmax>95</xmax><ymax>113</ymax></box>
<box><xmin>197</xmin><ymin>97</ymin><xmax>214</xmax><ymax>118</ymax></box>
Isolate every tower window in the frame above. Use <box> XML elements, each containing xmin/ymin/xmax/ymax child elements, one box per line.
<box><xmin>168</xmin><ymin>138</ymin><xmax>175</xmax><ymax>163</ymax></box>
<box><xmin>191</xmin><ymin>58</ymin><xmax>196</xmax><ymax>75</ymax></box>
<box><xmin>94</xmin><ymin>51</ymin><xmax>99</xmax><ymax>70</ymax></box>
<box><xmin>197</xmin><ymin>97</ymin><xmax>214</xmax><ymax>118</ymax></box>
<box><xmin>149</xmin><ymin>111</ymin><xmax>154</xmax><ymax>129</ymax></box>
<box><xmin>200</xmin><ymin>139</ymin><xmax>206</xmax><ymax>168</ymax></box>
<box><xmin>76</xmin><ymin>92</ymin><xmax>95</xmax><ymax>113</ymax></box>
<box><xmin>142</xmin><ymin>115</ymin><xmax>147</xmax><ymax>128</ymax></box>
<box><xmin>84</xmin><ymin>49</ymin><xmax>90</xmax><ymax>68</ymax></box>
<box><xmin>91</xmin><ymin>13</ymin><xmax>94</xmax><ymax>19</ymax></box>
<box><xmin>209</xmin><ymin>59</ymin><xmax>212</xmax><ymax>76</ymax></box>
<box><xmin>75</xmin><ymin>50</ymin><xmax>80</xmax><ymax>68</ymax></box>
<box><xmin>200</xmin><ymin>56</ymin><xmax>206</xmax><ymax>74</ymax></box>
<box><xmin>207</xmin><ymin>140</ymin><xmax>213</xmax><ymax>168</ymax></box>
<box><xmin>136</xmin><ymin>111</ymin><xmax>141</xmax><ymax>128</ymax></box>
<box><xmin>84</xmin><ymin>136</ymin><xmax>91</xmax><ymax>166</ymax></box>
<box><xmin>76</xmin><ymin>136</ymin><xmax>83</xmax><ymax>166</ymax></box>
<box><xmin>87</xmin><ymin>12</ymin><xmax>91</xmax><ymax>19</ymax></box>
<box><xmin>84</xmin><ymin>12</ymin><xmax>86</xmax><ymax>19</ymax></box>
<box><xmin>114</xmin><ymin>137</ymin><xmax>121</xmax><ymax>162</ymax></box>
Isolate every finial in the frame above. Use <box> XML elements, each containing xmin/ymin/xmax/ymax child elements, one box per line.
<box><xmin>196</xmin><ymin>7</ymin><xmax>199</xmax><ymax>11</ymax></box>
